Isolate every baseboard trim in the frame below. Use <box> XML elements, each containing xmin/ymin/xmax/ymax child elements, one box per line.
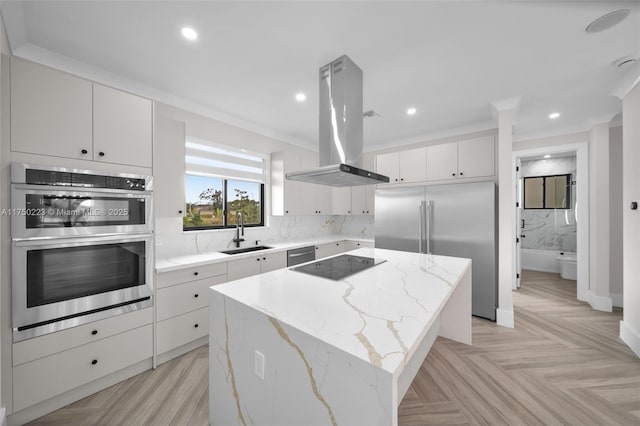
<box><xmin>1</xmin><ymin>407</ymin><xmax>6</xmax><ymax>426</ymax></box>
<box><xmin>620</xmin><ymin>320</ymin><xmax>640</xmax><ymax>358</ymax></box>
<box><xmin>588</xmin><ymin>292</ymin><xmax>613</xmax><ymax>312</ymax></box>
<box><xmin>496</xmin><ymin>308</ymin><xmax>514</xmax><ymax>328</ymax></box>
<box><xmin>611</xmin><ymin>292</ymin><xmax>623</xmax><ymax>308</ymax></box>
<box><xmin>156</xmin><ymin>336</ymin><xmax>208</xmax><ymax>366</ymax></box>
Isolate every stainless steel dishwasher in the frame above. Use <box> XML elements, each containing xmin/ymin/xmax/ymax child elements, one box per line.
<box><xmin>287</xmin><ymin>246</ymin><xmax>315</xmax><ymax>267</ymax></box>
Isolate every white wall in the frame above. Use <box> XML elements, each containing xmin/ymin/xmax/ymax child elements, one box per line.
<box><xmin>609</xmin><ymin>126</ymin><xmax>623</xmax><ymax>308</ymax></box>
<box><xmin>588</xmin><ymin>124</ymin><xmax>611</xmax><ymax>312</ymax></box>
<box><xmin>622</xmin><ymin>82</ymin><xmax>640</xmax><ymax>358</ymax></box>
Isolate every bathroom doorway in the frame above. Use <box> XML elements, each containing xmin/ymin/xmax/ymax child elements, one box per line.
<box><xmin>512</xmin><ymin>142</ymin><xmax>589</xmax><ymax>303</ymax></box>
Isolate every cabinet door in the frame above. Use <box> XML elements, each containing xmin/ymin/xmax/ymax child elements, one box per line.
<box><xmin>156</xmin><ymin>308</ymin><xmax>208</xmax><ymax>355</ymax></box>
<box><xmin>376</xmin><ymin>152</ymin><xmax>399</xmax><ymax>184</ymax></box>
<box><xmin>398</xmin><ymin>147</ymin><xmax>427</xmax><ymax>183</ymax></box>
<box><xmin>11</xmin><ymin>58</ymin><xmax>93</xmax><ymax>159</ymax></box>
<box><xmin>457</xmin><ymin>135</ymin><xmax>495</xmax><ymax>178</ymax></box>
<box><xmin>93</xmin><ymin>84</ymin><xmax>152</xmax><ymax>167</ymax></box>
<box><xmin>426</xmin><ymin>142</ymin><xmax>458</xmax><ymax>181</ymax></box>
<box><xmin>332</xmin><ymin>187</ymin><xmax>352</xmax><ymax>215</ymax></box>
<box><xmin>351</xmin><ymin>187</ymin><xmax>367</xmax><ymax>214</ymax></box>
<box><xmin>315</xmin><ymin>241</ymin><xmax>344</xmax><ymax>259</ymax></box>
<box><xmin>227</xmin><ymin>256</ymin><xmax>262</xmax><ymax>281</ymax></box>
<box><xmin>154</xmin><ymin>117</ymin><xmax>185</xmax><ymax>218</ymax></box>
<box><xmin>260</xmin><ymin>251</ymin><xmax>287</xmax><ymax>274</ymax></box>
<box><xmin>315</xmin><ymin>185</ymin><xmax>332</xmax><ymax>215</ymax></box>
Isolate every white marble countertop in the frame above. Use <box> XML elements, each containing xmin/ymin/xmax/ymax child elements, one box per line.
<box><xmin>155</xmin><ymin>235</ymin><xmax>373</xmax><ymax>273</ymax></box>
<box><xmin>211</xmin><ymin>247</ymin><xmax>471</xmax><ymax>377</ymax></box>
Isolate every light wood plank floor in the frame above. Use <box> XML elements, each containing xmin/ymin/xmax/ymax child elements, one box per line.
<box><xmin>29</xmin><ymin>270</ymin><xmax>640</xmax><ymax>425</ymax></box>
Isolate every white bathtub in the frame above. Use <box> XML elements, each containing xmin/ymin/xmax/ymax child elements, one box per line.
<box><xmin>520</xmin><ymin>249</ymin><xmax>562</xmax><ymax>273</ymax></box>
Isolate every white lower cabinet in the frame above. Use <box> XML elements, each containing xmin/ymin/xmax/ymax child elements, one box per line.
<box><xmin>227</xmin><ymin>251</ymin><xmax>287</xmax><ymax>281</ymax></box>
<box><xmin>315</xmin><ymin>241</ymin><xmax>345</xmax><ymax>259</ymax></box>
<box><xmin>156</xmin><ymin>276</ymin><xmax>226</xmax><ymax>322</ymax></box>
<box><xmin>156</xmin><ymin>308</ymin><xmax>209</xmax><ymax>355</ymax></box>
<box><xmin>13</xmin><ymin>324</ymin><xmax>152</xmax><ymax>412</ymax></box>
<box><xmin>343</xmin><ymin>240</ymin><xmax>374</xmax><ymax>251</ymax></box>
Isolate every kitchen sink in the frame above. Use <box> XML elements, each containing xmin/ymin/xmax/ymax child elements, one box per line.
<box><xmin>220</xmin><ymin>245</ymin><xmax>273</xmax><ymax>255</ymax></box>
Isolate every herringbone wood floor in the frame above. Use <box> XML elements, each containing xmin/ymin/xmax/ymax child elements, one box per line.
<box><xmin>29</xmin><ymin>270</ymin><xmax>640</xmax><ymax>425</ymax></box>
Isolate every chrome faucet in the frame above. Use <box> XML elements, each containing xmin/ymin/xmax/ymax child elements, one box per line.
<box><xmin>233</xmin><ymin>212</ymin><xmax>244</xmax><ymax>247</ymax></box>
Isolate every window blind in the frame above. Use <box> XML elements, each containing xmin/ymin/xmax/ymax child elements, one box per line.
<box><xmin>185</xmin><ymin>138</ymin><xmax>266</xmax><ymax>183</ymax></box>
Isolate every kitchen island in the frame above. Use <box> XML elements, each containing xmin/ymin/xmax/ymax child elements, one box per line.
<box><xmin>209</xmin><ymin>247</ymin><xmax>472</xmax><ymax>426</ymax></box>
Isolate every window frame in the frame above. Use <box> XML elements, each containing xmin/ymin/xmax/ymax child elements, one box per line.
<box><xmin>523</xmin><ymin>173</ymin><xmax>572</xmax><ymax>210</ymax></box>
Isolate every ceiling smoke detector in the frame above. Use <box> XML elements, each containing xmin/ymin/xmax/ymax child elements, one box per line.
<box><xmin>585</xmin><ymin>9</ymin><xmax>630</xmax><ymax>33</ymax></box>
<box><xmin>613</xmin><ymin>55</ymin><xmax>639</xmax><ymax>68</ymax></box>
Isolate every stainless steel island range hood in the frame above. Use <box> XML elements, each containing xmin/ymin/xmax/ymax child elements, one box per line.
<box><xmin>286</xmin><ymin>56</ymin><xmax>389</xmax><ymax>187</ymax></box>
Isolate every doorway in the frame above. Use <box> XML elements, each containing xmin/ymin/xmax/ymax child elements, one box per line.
<box><xmin>512</xmin><ymin>142</ymin><xmax>589</xmax><ymax>302</ymax></box>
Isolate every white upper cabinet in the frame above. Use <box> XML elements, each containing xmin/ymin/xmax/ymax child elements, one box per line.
<box><xmin>93</xmin><ymin>84</ymin><xmax>153</xmax><ymax>168</ymax></box>
<box><xmin>426</xmin><ymin>135</ymin><xmax>495</xmax><ymax>181</ymax></box>
<box><xmin>299</xmin><ymin>151</ymin><xmax>332</xmax><ymax>215</ymax></box>
<box><xmin>154</xmin><ymin>117</ymin><xmax>185</xmax><ymax>218</ymax></box>
<box><xmin>10</xmin><ymin>58</ymin><xmax>153</xmax><ymax>168</ymax></box>
<box><xmin>271</xmin><ymin>150</ymin><xmax>301</xmax><ymax>216</ymax></box>
<box><xmin>376</xmin><ymin>152</ymin><xmax>399</xmax><ymax>183</ymax></box>
<box><xmin>376</xmin><ymin>147</ymin><xmax>427</xmax><ymax>184</ymax></box>
<box><xmin>11</xmin><ymin>57</ymin><xmax>93</xmax><ymax>160</ymax></box>
<box><xmin>332</xmin><ymin>187</ymin><xmax>352</xmax><ymax>215</ymax></box>
<box><xmin>457</xmin><ymin>135</ymin><xmax>495</xmax><ymax>178</ymax></box>
<box><xmin>426</xmin><ymin>142</ymin><xmax>458</xmax><ymax>181</ymax></box>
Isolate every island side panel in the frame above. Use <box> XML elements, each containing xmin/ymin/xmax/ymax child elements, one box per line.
<box><xmin>439</xmin><ymin>264</ymin><xmax>472</xmax><ymax>345</ymax></box>
<box><xmin>210</xmin><ymin>290</ymin><xmax>396</xmax><ymax>426</ymax></box>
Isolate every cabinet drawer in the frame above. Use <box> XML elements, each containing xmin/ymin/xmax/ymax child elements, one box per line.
<box><xmin>156</xmin><ymin>307</ymin><xmax>209</xmax><ymax>355</ymax></box>
<box><xmin>156</xmin><ymin>262</ymin><xmax>227</xmax><ymax>288</ymax></box>
<box><xmin>13</xmin><ymin>308</ymin><xmax>153</xmax><ymax>366</ymax></box>
<box><xmin>13</xmin><ymin>324</ymin><xmax>152</xmax><ymax>411</ymax></box>
<box><xmin>157</xmin><ymin>276</ymin><xmax>225</xmax><ymax>321</ymax></box>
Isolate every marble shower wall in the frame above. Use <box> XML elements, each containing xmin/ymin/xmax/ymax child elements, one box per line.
<box><xmin>521</xmin><ymin>156</ymin><xmax>577</xmax><ymax>252</ymax></box>
<box><xmin>155</xmin><ymin>214</ymin><xmax>374</xmax><ymax>258</ymax></box>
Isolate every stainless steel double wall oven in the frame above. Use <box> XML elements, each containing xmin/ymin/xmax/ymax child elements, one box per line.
<box><xmin>11</xmin><ymin>163</ymin><xmax>154</xmax><ymax>341</ymax></box>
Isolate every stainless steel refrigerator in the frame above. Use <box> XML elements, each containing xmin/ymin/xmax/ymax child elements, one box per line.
<box><xmin>375</xmin><ymin>181</ymin><xmax>497</xmax><ymax>320</ymax></box>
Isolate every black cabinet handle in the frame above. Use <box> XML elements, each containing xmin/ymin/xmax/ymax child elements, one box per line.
<box><xmin>194</xmin><ymin>324</ymin><xmax>199</xmax><ymax>328</ymax></box>
<box><xmin>194</xmin><ymin>293</ymin><xmax>199</xmax><ymax>298</ymax></box>
<box><xmin>81</xmin><ymin>149</ymin><xmax>88</xmax><ymax>154</ymax></box>
<box><xmin>194</xmin><ymin>272</ymin><xmax>199</xmax><ymax>276</ymax></box>
<box><xmin>631</xmin><ymin>202</ymin><xmax>638</xmax><ymax>210</ymax></box>
<box><xmin>400</xmin><ymin>178</ymin><xmax>404</xmax><ymax>181</ymax></box>
<box><xmin>262</xmin><ymin>257</ymin><xmax>266</xmax><ymax>260</ymax></box>
<box><xmin>452</xmin><ymin>173</ymin><xmax>456</xmax><ymax>176</ymax></box>
<box><xmin>91</xmin><ymin>330</ymin><xmax>98</xmax><ymax>336</ymax></box>
<box><xmin>363</xmin><ymin>210</ymin><xmax>365</xmax><ymax>213</ymax></box>
<box><xmin>459</xmin><ymin>172</ymin><xmax>464</xmax><ymax>176</ymax></box>
<box><xmin>98</xmin><ymin>152</ymin><xmax>105</xmax><ymax>157</ymax></box>
<box><xmin>348</xmin><ymin>210</ymin><xmax>351</xmax><ymax>214</ymax></box>
<box><xmin>315</xmin><ymin>247</ymin><xmax>319</xmax><ymax>250</ymax></box>
<box><xmin>91</xmin><ymin>359</ymin><xmax>98</xmax><ymax>365</ymax></box>
<box><xmin>178</xmin><ymin>210</ymin><xmax>183</xmax><ymax>214</ymax></box>
<box><xmin>336</xmin><ymin>243</ymin><xmax>339</xmax><ymax>246</ymax></box>
<box><xmin>394</xmin><ymin>178</ymin><xmax>398</xmax><ymax>182</ymax></box>
<box><xmin>256</xmin><ymin>258</ymin><xmax>260</xmax><ymax>261</ymax></box>
<box><xmin>285</xmin><ymin>210</ymin><xmax>289</xmax><ymax>214</ymax></box>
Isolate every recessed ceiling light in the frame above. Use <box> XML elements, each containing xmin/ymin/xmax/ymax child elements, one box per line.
<box><xmin>295</xmin><ymin>93</ymin><xmax>306</xmax><ymax>102</ymax></box>
<box><xmin>407</xmin><ymin>107</ymin><xmax>417</xmax><ymax>116</ymax></box>
<box><xmin>544</xmin><ymin>154</ymin><xmax>551</xmax><ymax>159</ymax></box>
<box><xmin>549</xmin><ymin>112</ymin><xmax>560</xmax><ymax>119</ymax></box>
<box><xmin>585</xmin><ymin>9</ymin><xmax>630</xmax><ymax>33</ymax></box>
<box><xmin>181</xmin><ymin>27</ymin><xmax>198</xmax><ymax>41</ymax></box>
<box><xmin>613</xmin><ymin>55</ymin><xmax>639</xmax><ymax>68</ymax></box>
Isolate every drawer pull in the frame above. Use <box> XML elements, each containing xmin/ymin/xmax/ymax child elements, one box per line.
<box><xmin>81</xmin><ymin>149</ymin><xmax>88</xmax><ymax>155</ymax></box>
<box><xmin>98</xmin><ymin>152</ymin><xmax>105</xmax><ymax>157</ymax></box>
<box><xmin>91</xmin><ymin>359</ymin><xmax>98</xmax><ymax>365</ymax></box>
<box><xmin>194</xmin><ymin>324</ymin><xmax>199</xmax><ymax>328</ymax></box>
<box><xmin>194</xmin><ymin>272</ymin><xmax>199</xmax><ymax>276</ymax></box>
<box><xmin>262</xmin><ymin>257</ymin><xmax>266</xmax><ymax>260</ymax></box>
<box><xmin>194</xmin><ymin>293</ymin><xmax>199</xmax><ymax>298</ymax></box>
<box><xmin>91</xmin><ymin>330</ymin><xmax>98</xmax><ymax>336</ymax></box>
<box><xmin>256</xmin><ymin>258</ymin><xmax>260</xmax><ymax>261</ymax></box>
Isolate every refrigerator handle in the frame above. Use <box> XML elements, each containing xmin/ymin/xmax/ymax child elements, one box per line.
<box><xmin>425</xmin><ymin>200</ymin><xmax>432</xmax><ymax>254</ymax></box>
<box><xmin>418</xmin><ymin>203</ymin><xmax>424</xmax><ymax>254</ymax></box>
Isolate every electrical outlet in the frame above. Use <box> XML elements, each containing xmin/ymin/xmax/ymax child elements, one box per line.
<box><xmin>254</xmin><ymin>350</ymin><xmax>265</xmax><ymax>380</ymax></box>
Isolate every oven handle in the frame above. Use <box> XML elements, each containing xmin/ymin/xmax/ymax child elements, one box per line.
<box><xmin>12</xmin><ymin>232</ymin><xmax>153</xmax><ymax>247</ymax></box>
<box><xmin>11</xmin><ymin>183</ymin><xmax>152</xmax><ymax>197</ymax></box>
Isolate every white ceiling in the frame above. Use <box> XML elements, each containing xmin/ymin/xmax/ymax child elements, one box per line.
<box><xmin>1</xmin><ymin>1</ymin><xmax>639</xmax><ymax>151</ymax></box>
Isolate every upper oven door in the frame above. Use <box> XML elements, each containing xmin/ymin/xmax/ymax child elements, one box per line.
<box><xmin>11</xmin><ymin>185</ymin><xmax>153</xmax><ymax>239</ymax></box>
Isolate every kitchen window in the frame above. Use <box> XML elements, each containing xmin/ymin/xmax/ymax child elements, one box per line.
<box><xmin>183</xmin><ymin>139</ymin><xmax>265</xmax><ymax>230</ymax></box>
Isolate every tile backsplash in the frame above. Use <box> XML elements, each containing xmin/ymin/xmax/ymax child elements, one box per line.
<box><xmin>155</xmin><ymin>214</ymin><xmax>374</xmax><ymax>258</ymax></box>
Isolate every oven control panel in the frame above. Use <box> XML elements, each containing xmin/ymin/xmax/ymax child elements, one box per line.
<box><xmin>25</xmin><ymin>169</ymin><xmax>147</xmax><ymax>191</ymax></box>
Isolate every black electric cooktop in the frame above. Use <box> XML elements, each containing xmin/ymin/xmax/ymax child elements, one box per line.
<box><xmin>292</xmin><ymin>254</ymin><xmax>386</xmax><ymax>281</ymax></box>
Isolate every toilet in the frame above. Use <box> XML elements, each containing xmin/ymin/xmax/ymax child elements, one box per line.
<box><xmin>556</xmin><ymin>253</ymin><xmax>577</xmax><ymax>280</ymax></box>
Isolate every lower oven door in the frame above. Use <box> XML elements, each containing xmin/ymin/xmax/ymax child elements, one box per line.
<box><xmin>12</xmin><ymin>234</ymin><xmax>153</xmax><ymax>341</ymax></box>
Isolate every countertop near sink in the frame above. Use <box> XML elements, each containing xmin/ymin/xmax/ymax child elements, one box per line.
<box><xmin>155</xmin><ymin>235</ymin><xmax>373</xmax><ymax>273</ymax></box>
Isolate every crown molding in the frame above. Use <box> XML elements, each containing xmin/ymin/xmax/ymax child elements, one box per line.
<box><xmin>490</xmin><ymin>96</ymin><xmax>522</xmax><ymax>124</ymax></box>
<box><xmin>610</xmin><ymin>61</ymin><xmax>640</xmax><ymax>100</ymax></box>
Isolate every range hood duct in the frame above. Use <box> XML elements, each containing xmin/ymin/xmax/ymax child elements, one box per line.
<box><xmin>286</xmin><ymin>55</ymin><xmax>389</xmax><ymax>187</ymax></box>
